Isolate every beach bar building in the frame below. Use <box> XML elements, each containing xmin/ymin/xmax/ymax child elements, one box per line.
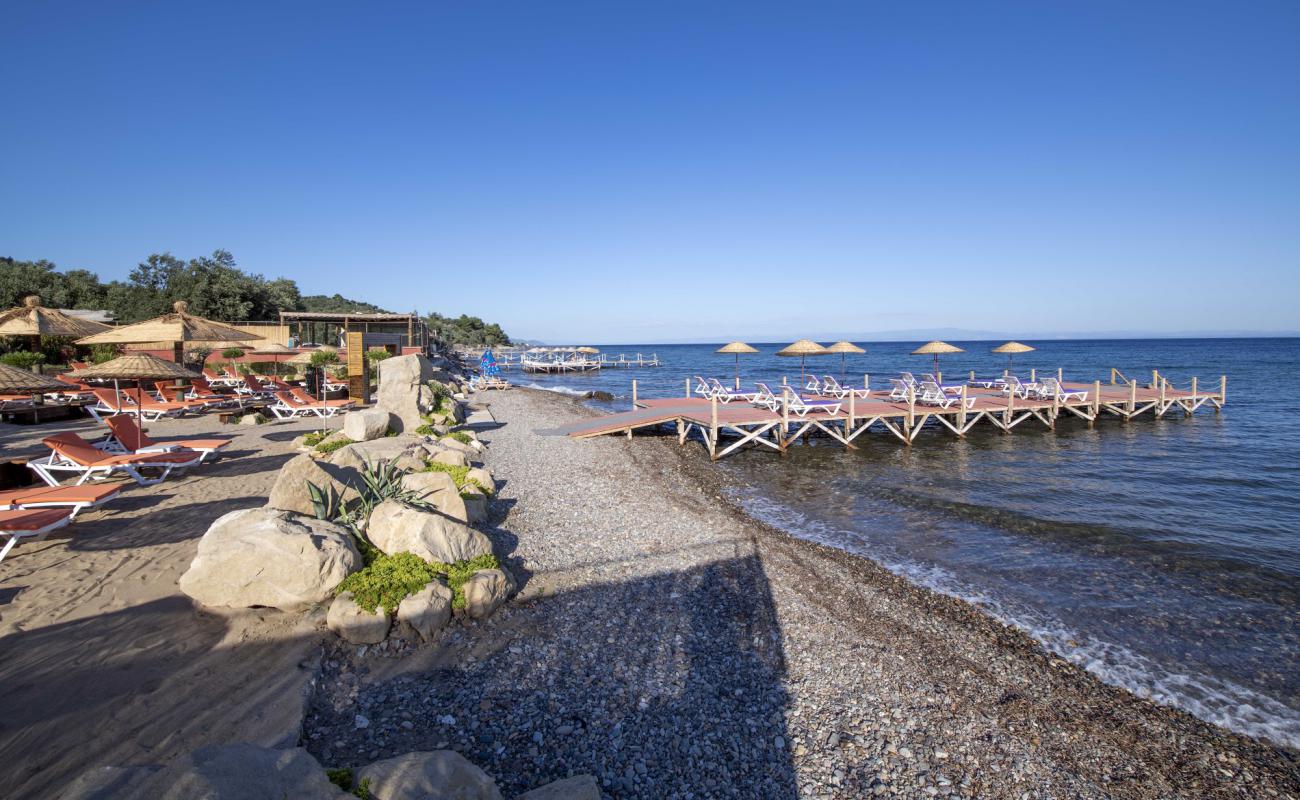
<box><xmin>277</xmin><ymin>311</ymin><xmax>433</xmax><ymax>355</ymax></box>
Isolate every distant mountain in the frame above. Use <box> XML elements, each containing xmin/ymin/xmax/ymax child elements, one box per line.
<box><xmin>300</xmin><ymin>294</ymin><xmax>391</xmax><ymax>314</ymax></box>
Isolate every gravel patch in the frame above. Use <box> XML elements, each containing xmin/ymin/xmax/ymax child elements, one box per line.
<box><xmin>303</xmin><ymin>388</ymin><xmax>1300</xmax><ymax>799</ymax></box>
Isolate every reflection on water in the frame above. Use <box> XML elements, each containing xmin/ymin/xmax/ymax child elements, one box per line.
<box><xmin>517</xmin><ymin>338</ymin><xmax>1300</xmax><ymax>748</ymax></box>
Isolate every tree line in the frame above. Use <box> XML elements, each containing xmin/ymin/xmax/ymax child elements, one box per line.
<box><xmin>1</xmin><ymin>251</ymin><xmax>511</xmax><ymax>346</ymax></box>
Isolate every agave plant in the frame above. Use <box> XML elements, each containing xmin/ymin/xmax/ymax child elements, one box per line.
<box><xmin>305</xmin><ymin>479</ymin><xmax>344</xmax><ymax>521</ymax></box>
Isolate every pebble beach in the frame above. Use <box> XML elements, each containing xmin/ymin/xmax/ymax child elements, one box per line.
<box><xmin>302</xmin><ymin>387</ymin><xmax>1300</xmax><ymax>799</ymax></box>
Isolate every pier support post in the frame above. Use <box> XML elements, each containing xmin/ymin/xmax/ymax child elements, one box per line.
<box><xmin>1219</xmin><ymin>375</ymin><xmax>1227</xmax><ymax>411</ymax></box>
<box><xmin>957</xmin><ymin>385</ymin><xmax>968</xmax><ymax>435</ymax></box>
<box><xmin>1057</xmin><ymin>367</ymin><xmax>1063</xmax><ymax>382</ymax></box>
<box><xmin>906</xmin><ymin>385</ymin><xmax>915</xmax><ymax>444</ymax></box>
<box><xmin>969</xmin><ymin>370</ymin><xmax>975</xmax><ymax>382</ymax></box>
<box><xmin>848</xmin><ymin>387</ymin><xmax>855</xmax><ymax>437</ymax></box>
<box><xmin>684</xmin><ymin>378</ymin><xmax>690</xmax><ymax>399</ymax></box>
<box><xmin>1091</xmin><ymin>380</ymin><xmax>1100</xmax><ymax>427</ymax></box>
<box><xmin>709</xmin><ymin>393</ymin><xmax>718</xmax><ymax>460</ymax></box>
<box><xmin>1126</xmin><ymin>379</ymin><xmax>1137</xmax><ymax>421</ymax></box>
<box><xmin>1158</xmin><ymin>377</ymin><xmax>1167</xmax><ymax>418</ymax></box>
<box><xmin>1050</xmin><ymin>386</ymin><xmax>1059</xmax><ymax>429</ymax></box>
<box><xmin>1152</xmin><ymin>369</ymin><xmax>1159</xmax><ymax>390</ymax></box>
<box><xmin>632</xmin><ymin>379</ymin><xmax>637</xmax><ymax>409</ymax></box>
<box><xmin>1004</xmin><ymin>389</ymin><xmax>1014</xmax><ymax>433</ymax></box>
<box><xmin>780</xmin><ymin>386</ymin><xmax>791</xmax><ymax>454</ymax></box>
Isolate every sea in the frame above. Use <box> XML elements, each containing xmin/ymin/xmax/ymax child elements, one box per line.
<box><xmin>500</xmin><ymin>339</ymin><xmax>1300</xmax><ymax>751</ymax></box>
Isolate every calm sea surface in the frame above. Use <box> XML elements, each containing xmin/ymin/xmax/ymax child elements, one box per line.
<box><xmin>506</xmin><ymin>339</ymin><xmax>1300</xmax><ymax>750</ymax></box>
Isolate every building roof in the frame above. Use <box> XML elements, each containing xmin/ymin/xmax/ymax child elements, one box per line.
<box><xmin>279</xmin><ymin>311</ymin><xmax>424</xmax><ymax>323</ymax></box>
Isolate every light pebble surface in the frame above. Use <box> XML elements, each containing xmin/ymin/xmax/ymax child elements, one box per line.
<box><xmin>304</xmin><ymin>388</ymin><xmax>1300</xmax><ymax>799</ymax></box>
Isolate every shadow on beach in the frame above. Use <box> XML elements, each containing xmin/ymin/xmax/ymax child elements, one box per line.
<box><xmin>304</xmin><ymin>551</ymin><xmax>796</xmax><ymax>798</ymax></box>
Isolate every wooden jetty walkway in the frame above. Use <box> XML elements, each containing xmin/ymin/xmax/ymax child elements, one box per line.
<box><xmin>557</xmin><ymin>372</ymin><xmax>1227</xmax><ymax>461</ymax></box>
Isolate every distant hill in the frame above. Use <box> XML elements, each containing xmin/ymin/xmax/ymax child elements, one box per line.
<box><xmin>299</xmin><ymin>294</ymin><xmax>391</xmax><ymax>314</ymax></box>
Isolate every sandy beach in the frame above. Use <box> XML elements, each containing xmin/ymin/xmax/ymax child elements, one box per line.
<box><xmin>303</xmin><ymin>388</ymin><xmax>1299</xmax><ymax>799</ymax></box>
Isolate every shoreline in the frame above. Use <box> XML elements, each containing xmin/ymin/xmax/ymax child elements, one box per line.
<box><xmin>305</xmin><ymin>386</ymin><xmax>1299</xmax><ymax>798</ymax></box>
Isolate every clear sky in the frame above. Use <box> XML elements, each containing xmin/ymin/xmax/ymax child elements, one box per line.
<box><xmin>3</xmin><ymin>1</ymin><xmax>1298</xmax><ymax>342</ymax></box>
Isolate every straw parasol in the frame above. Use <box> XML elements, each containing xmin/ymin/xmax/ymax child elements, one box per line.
<box><xmin>824</xmin><ymin>341</ymin><xmax>865</xmax><ymax>380</ymax></box>
<box><xmin>776</xmin><ymin>339</ymin><xmax>828</xmax><ymax>385</ymax></box>
<box><xmin>912</xmin><ymin>340</ymin><xmax>964</xmax><ymax>376</ymax></box>
<box><xmin>575</xmin><ymin>346</ymin><xmax>600</xmax><ymax>354</ymax></box>
<box><xmin>77</xmin><ymin>301</ymin><xmax>251</xmax><ymax>365</ymax></box>
<box><xmin>992</xmin><ymin>341</ymin><xmax>1035</xmax><ymax>371</ymax></box>
<box><xmin>0</xmin><ymin>295</ymin><xmax>112</xmax><ymax>338</ymax></box>
<box><xmin>252</xmin><ymin>342</ymin><xmax>295</xmax><ymax>376</ymax></box>
<box><xmin>716</xmin><ymin>341</ymin><xmax>758</xmax><ymax>387</ymax></box>
<box><xmin>0</xmin><ymin>362</ymin><xmax>69</xmax><ymax>398</ymax></box>
<box><xmin>70</xmin><ymin>353</ymin><xmax>198</xmax><ymax>425</ymax></box>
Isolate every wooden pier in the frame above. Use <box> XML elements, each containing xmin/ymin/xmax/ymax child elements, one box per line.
<box><xmin>557</xmin><ymin>372</ymin><xmax>1227</xmax><ymax>461</ymax></box>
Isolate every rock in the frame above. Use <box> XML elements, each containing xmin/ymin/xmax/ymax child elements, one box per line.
<box><xmin>587</xmin><ymin>390</ymin><xmax>615</xmax><ymax>402</ymax></box>
<box><xmin>438</xmin><ymin>437</ymin><xmax>476</xmax><ymax>455</ymax></box>
<box><xmin>179</xmin><ymin>508</ymin><xmax>361</xmax><ymax>612</ymax></box>
<box><xmin>135</xmin><ymin>743</ymin><xmax>349</xmax><ymax>798</ymax></box>
<box><xmin>461</xmin><ymin>567</ymin><xmax>514</xmax><ymax>619</ymax></box>
<box><xmin>516</xmin><ymin>775</ymin><xmax>601</xmax><ymax>800</ymax></box>
<box><xmin>328</xmin><ymin>435</ymin><xmax>428</xmax><ymax>473</ymax></box>
<box><xmin>327</xmin><ymin>591</ymin><xmax>391</xmax><ymax>644</ymax></box>
<box><xmin>266</xmin><ymin>453</ymin><xmax>362</xmax><ymax>516</ymax></box>
<box><xmin>367</xmin><ymin>500</ymin><xmax>492</xmax><ymax>563</ymax></box>
<box><xmin>342</xmin><ymin>409</ymin><xmax>394</xmax><ymax>442</ymax></box>
<box><xmin>460</xmin><ymin>486</ymin><xmax>487</xmax><ymax>525</ymax></box>
<box><xmin>238</xmin><ymin>413</ymin><xmax>265</xmax><ymax>426</ymax></box>
<box><xmin>357</xmin><ymin>750</ymin><xmax>502</xmax><ymax>800</ymax></box>
<box><xmin>396</xmin><ymin>580</ymin><xmax>453</xmax><ymax>641</ymax></box>
<box><xmin>401</xmin><ymin>471</ymin><xmax>470</xmax><ymax>523</ymax></box>
<box><xmin>431</xmin><ymin>449</ymin><xmax>469</xmax><ymax>468</ymax></box>
<box><xmin>465</xmin><ymin>467</ymin><xmax>495</xmax><ymax>492</ymax></box>
<box><xmin>377</xmin><ymin>354</ymin><xmax>436</xmax><ymax>433</ymax></box>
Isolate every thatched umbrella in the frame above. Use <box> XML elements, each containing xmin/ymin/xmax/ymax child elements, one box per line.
<box><xmin>716</xmin><ymin>341</ymin><xmax>758</xmax><ymax>387</ymax></box>
<box><xmin>575</xmin><ymin>346</ymin><xmax>600</xmax><ymax>354</ymax></box>
<box><xmin>0</xmin><ymin>294</ymin><xmax>112</xmax><ymax>361</ymax></box>
<box><xmin>0</xmin><ymin>362</ymin><xmax>69</xmax><ymax>406</ymax></box>
<box><xmin>912</xmin><ymin>340</ymin><xmax>964</xmax><ymax>376</ymax></box>
<box><xmin>252</xmin><ymin>342</ymin><xmax>295</xmax><ymax>376</ymax></box>
<box><xmin>992</xmin><ymin>341</ymin><xmax>1034</xmax><ymax>371</ymax></box>
<box><xmin>824</xmin><ymin>341</ymin><xmax>865</xmax><ymax>380</ymax></box>
<box><xmin>70</xmin><ymin>353</ymin><xmax>197</xmax><ymax>425</ymax></box>
<box><xmin>776</xmin><ymin>339</ymin><xmax>828</xmax><ymax>386</ymax></box>
<box><xmin>77</xmin><ymin>301</ymin><xmax>251</xmax><ymax>366</ymax></box>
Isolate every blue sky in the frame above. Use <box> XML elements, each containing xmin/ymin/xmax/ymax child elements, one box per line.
<box><xmin>3</xmin><ymin>1</ymin><xmax>1298</xmax><ymax>342</ymax></box>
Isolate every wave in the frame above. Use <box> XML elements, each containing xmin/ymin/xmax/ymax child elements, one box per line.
<box><xmin>521</xmin><ymin>382</ymin><xmax>593</xmax><ymax>398</ymax></box>
<box><xmin>731</xmin><ymin>489</ymin><xmax>1300</xmax><ymax>751</ymax></box>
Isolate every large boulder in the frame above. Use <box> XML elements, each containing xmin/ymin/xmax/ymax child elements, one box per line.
<box><xmin>327</xmin><ymin>591</ymin><xmax>391</xmax><ymax>644</ymax></box>
<box><xmin>266</xmin><ymin>454</ymin><xmax>362</xmax><ymax>516</ymax></box>
<box><xmin>377</xmin><ymin>354</ymin><xmax>435</xmax><ymax>433</ymax></box>
<box><xmin>438</xmin><ymin>437</ymin><xmax>475</xmax><ymax>455</ymax></box>
<box><xmin>431</xmin><ymin>449</ymin><xmax>469</xmax><ymax>469</ymax></box>
<box><xmin>342</xmin><ymin>408</ymin><xmax>394</xmax><ymax>442</ymax></box>
<box><xmin>328</xmin><ymin>435</ymin><xmax>428</xmax><ymax>473</ymax></box>
<box><xmin>367</xmin><ymin>501</ymin><xmax>492</xmax><ymax>564</ymax></box>
<box><xmin>134</xmin><ymin>743</ymin><xmax>349</xmax><ymax>799</ymax></box>
<box><xmin>401</xmin><ymin>471</ymin><xmax>470</xmax><ymax>523</ymax></box>
<box><xmin>517</xmin><ymin>775</ymin><xmax>601</xmax><ymax>800</ymax></box>
<box><xmin>465</xmin><ymin>466</ymin><xmax>495</xmax><ymax>492</ymax></box>
<box><xmin>179</xmin><ymin>508</ymin><xmax>361</xmax><ymax>612</ymax></box>
<box><xmin>461</xmin><ymin>568</ymin><xmax>514</xmax><ymax>620</ymax></box>
<box><xmin>396</xmin><ymin>580</ymin><xmax>453</xmax><ymax>641</ymax></box>
<box><xmin>356</xmin><ymin>751</ymin><xmax>502</xmax><ymax>800</ymax></box>
<box><xmin>460</xmin><ymin>486</ymin><xmax>487</xmax><ymax>526</ymax></box>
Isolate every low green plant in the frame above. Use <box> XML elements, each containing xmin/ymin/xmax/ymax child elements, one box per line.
<box><xmin>326</xmin><ymin>768</ymin><xmax>352</xmax><ymax>792</ymax></box>
<box><xmin>310</xmin><ymin>350</ymin><xmax>339</xmax><ymax>368</ymax></box>
<box><xmin>336</xmin><ymin>552</ymin><xmax>441</xmax><ymax>613</ymax></box>
<box><xmin>354</xmin><ymin>778</ymin><xmax>372</xmax><ymax>800</ymax></box>
<box><xmin>0</xmin><ymin>351</ymin><xmax>44</xmax><ymax>369</ymax></box>
<box><xmin>441</xmin><ymin>430</ymin><xmax>473</xmax><ymax>445</ymax></box>
<box><xmin>306</xmin><ymin>480</ymin><xmax>345</xmax><ymax>521</ymax></box>
<box><xmin>315</xmin><ymin>435</ymin><xmax>354</xmax><ymax>455</ymax></box>
<box><xmin>421</xmin><ymin>461</ymin><xmax>469</xmax><ymax>487</ymax></box>
<box><xmin>414</xmin><ymin>423</ymin><xmax>436</xmax><ymax>436</ymax></box>
<box><xmin>220</xmin><ymin>347</ymin><xmax>246</xmax><ymax>360</ymax></box>
<box><xmin>89</xmin><ymin>344</ymin><xmax>119</xmax><ymax>364</ymax></box>
<box><xmin>302</xmin><ymin>431</ymin><xmax>329</xmax><ymax>447</ymax></box>
<box><xmin>365</xmin><ymin>349</ymin><xmax>393</xmax><ymax>364</ymax></box>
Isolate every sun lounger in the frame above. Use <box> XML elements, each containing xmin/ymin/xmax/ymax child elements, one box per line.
<box><xmin>706</xmin><ymin>378</ymin><xmax>759</xmax><ymax>403</ymax></box>
<box><xmin>784</xmin><ymin>393</ymin><xmax>842</xmax><ymax>417</ymax></box>
<box><xmin>1001</xmin><ymin>376</ymin><xmax>1040</xmax><ymax>399</ymax></box>
<box><xmin>969</xmin><ymin>375</ymin><xmax>1009</xmax><ymax>389</ymax></box>
<box><xmin>0</xmin><ymin>483</ymin><xmax>122</xmax><ymax>518</ymax></box>
<box><xmin>820</xmin><ymin>375</ymin><xmax>870</xmax><ymax>399</ymax></box>
<box><xmin>804</xmin><ymin>376</ymin><xmax>823</xmax><ymax>394</ymax></box>
<box><xmin>0</xmin><ymin>508</ymin><xmax>74</xmax><ymax>563</ymax></box>
<box><xmin>101</xmin><ymin>415</ymin><xmax>231</xmax><ymax>462</ymax></box>
<box><xmin>917</xmin><ymin>380</ymin><xmax>975</xmax><ymax>410</ymax></box>
<box><xmin>751</xmin><ymin>383</ymin><xmax>783</xmax><ymax>412</ymax></box>
<box><xmin>288</xmin><ymin>387</ymin><xmax>353</xmax><ymax>408</ymax></box>
<box><xmin>203</xmin><ymin>368</ymin><xmax>242</xmax><ymax>388</ymax></box>
<box><xmin>920</xmin><ymin>373</ymin><xmax>966</xmax><ymax>393</ymax></box>
<box><xmin>888</xmin><ymin>378</ymin><xmax>914</xmax><ymax>401</ymax></box>
<box><xmin>268</xmin><ymin>391</ymin><xmax>345</xmax><ymax>418</ymax></box>
<box><xmin>1034</xmin><ymin>377</ymin><xmax>1087</xmax><ymax>402</ymax></box>
<box><xmin>28</xmin><ymin>432</ymin><xmax>203</xmax><ymax>487</ymax></box>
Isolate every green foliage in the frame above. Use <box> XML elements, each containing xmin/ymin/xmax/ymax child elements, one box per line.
<box><xmin>354</xmin><ymin>778</ymin><xmax>372</xmax><ymax>800</ymax></box>
<box><xmin>325</xmin><ymin>768</ymin><xmax>352</xmax><ymax>792</ymax></box>
<box><xmin>426</xmin><ymin>381</ymin><xmax>452</xmax><ymax>410</ymax></box>
<box><xmin>414</xmin><ymin>423</ymin><xmax>436</xmax><ymax>436</ymax></box>
<box><xmin>434</xmin><ymin>553</ymin><xmax>501</xmax><ymax>610</ymax></box>
<box><xmin>90</xmin><ymin>344</ymin><xmax>119</xmax><ymax>364</ymax></box>
<box><xmin>314</xmin><ymin>435</ymin><xmax>354</xmax><ymax>455</ymax></box>
<box><xmin>220</xmin><ymin>347</ymin><xmax>246</xmax><ymax>360</ymax></box>
<box><xmin>442</xmin><ymin>430</ymin><xmax>473</xmax><ymax>445</ymax></box>
<box><xmin>310</xmin><ymin>350</ymin><xmax>339</xmax><ymax>368</ymax></box>
<box><xmin>336</xmin><ymin>552</ymin><xmax>441</xmax><ymax>613</ymax></box>
<box><xmin>425</xmin><ymin>311</ymin><xmax>510</xmax><ymax>347</ymax></box>
<box><xmin>0</xmin><ymin>351</ymin><xmax>44</xmax><ymax>369</ymax></box>
<box><xmin>306</xmin><ymin>480</ymin><xmax>345</xmax><ymax>521</ymax></box>
<box><xmin>365</xmin><ymin>349</ymin><xmax>393</xmax><ymax>364</ymax></box>
<box><xmin>421</xmin><ymin>461</ymin><xmax>469</xmax><ymax>487</ymax></box>
<box><xmin>301</xmin><ymin>293</ymin><xmax>389</xmax><ymax>314</ymax></box>
<box><xmin>302</xmin><ymin>431</ymin><xmax>329</xmax><ymax>447</ymax></box>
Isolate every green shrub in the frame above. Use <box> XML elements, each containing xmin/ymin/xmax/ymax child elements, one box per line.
<box><xmin>220</xmin><ymin>347</ymin><xmax>246</xmax><ymax>360</ymax></box>
<box><xmin>434</xmin><ymin>553</ymin><xmax>500</xmax><ymax>610</ymax></box>
<box><xmin>315</xmin><ymin>435</ymin><xmax>354</xmax><ymax>455</ymax></box>
<box><xmin>302</xmin><ymin>431</ymin><xmax>329</xmax><ymax>447</ymax></box>
<box><xmin>414</xmin><ymin>423</ymin><xmax>436</xmax><ymax>436</ymax></box>
<box><xmin>326</xmin><ymin>768</ymin><xmax>352</xmax><ymax>791</ymax></box>
<box><xmin>421</xmin><ymin>461</ymin><xmax>469</xmax><ymax>487</ymax></box>
<box><xmin>336</xmin><ymin>552</ymin><xmax>441</xmax><ymax>613</ymax></box>
<box><xmin>90</xmin><ymin>344</ymin><xmax>119</xmax><ymax>364</ymax></box>
<box><xmin>365</xmin><ymin>349</ymin><xmax>393</xmax><ymax>363</ymax></box>
<box><xmin>441</xmin><ymin>431</ymin><xmax>473</xmax><ymax>445</ymax></box>
<box><xmin>0</xmin><ymin>351</ymin><xmax>44</xmax><ymax>369</ymax></box>
<box><xmin>310</xmin><ymin>350</ymin><xmax>339</xmax><ymax>368</ymax></box>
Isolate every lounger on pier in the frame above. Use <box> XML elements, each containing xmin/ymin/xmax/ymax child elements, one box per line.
<box><xmin>29</xmin><ymin>433</ymin><xmax>202</xmax><ymax>487</ymax></box>
<box><xmin>101</xmin><ymin>415</ymin><xmax>231</xmax><ymax>462</ymax></box>
<box><xmin>917</xmin><ymin>381</ymin><xmax>975</xmax><ymax>410</ymax></box>
<box><xmin>888</xmin><ymin>378</ymin><xmax>913</xmax><ymax>401</ymax></box>
<box><xmin>0</xmin><ymin>508</ymin><xmax>74</xmax><ymax>563</ymax></box>
<box><xmin>804</xmin><ymin>377</ymin><xmax>823</xmax><ymax>394</ymax></box>
<box><xmin>784</xmin><ymin>393</ymin><xmax>842</xmax><ymax>417</ymax></box>
<box><xmin>1034</xmin><ymin>377</ymin><xmax>1087</xmax><ymax>402</ymax></box>
<box><xmin>0</xmin><ymin>484</ymin><xmax>122</xmax><ymax>518</ymax></box>
<box><xmin>969</xmin><ymin>375</ymin><xmax>1009</xmax><ymax>389</ymax></box>
<box><xmin>920</xmin><ymin>374</ymin><xmax>966</xmax><ymax>394</ymax></box>
<box><xmin>752</xmin><ymin>383</ymin><xmax>782</xmax><ymax>412</ymax></box>
<box><xmin>1001</xmin><ymin>376</ymin><xmax>1040</xmax><ymax>399</ymax></box>
<box><xmin>707</xmin><ymin>378</ymin><xmax>759</xmax><ymax>403</ymax></box>
<box><xmin>693</xmin><ymin>376</ymin><xmax>714</xmax><ymax>399</ymax></box>
<box><xmin>820</xmin><ymin>376</ymin><xmax>870</xmax><ymax>399</ymax></box>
